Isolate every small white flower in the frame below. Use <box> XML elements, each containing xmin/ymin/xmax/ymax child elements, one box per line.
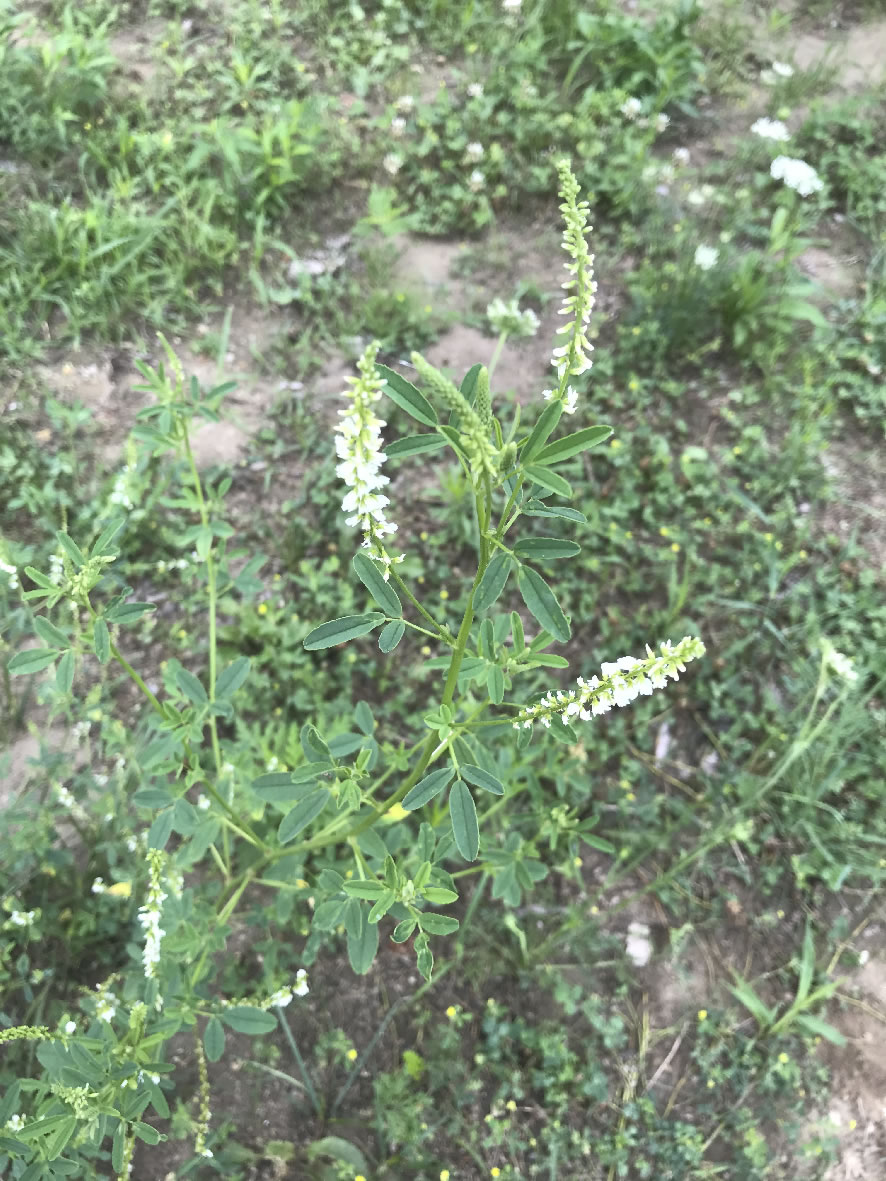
<box><xmin>0</xmin><ymin>558</ymin><xmax>19</xmax><ymax>590</ymax></box>
<box><xmin>751</xmin><ymin>117</ymin><xmax>790</xmax><ymax>141</ymax></box>
<box><xmin>502</xmin><ymin>0</ymin><xmax>522</xmax><ymax>10</ymax></box>
<box><xmin>64</xmin><ymin>1020</ymin><xmax>77</xmax><ymax>1034</ymax></box>
<box><xmin>267</xmin><ymin>986</ymin><xmax>294</xmax><ymax>1008</ymax></box>
<box><xmin>6</xmin><ymin>1114</ymin><xmax>26</xmax><ymax>1132</ymax></box>
<box><xmin>820</xmin><ymin>638</ymin><xmax>858</xmax><ymax>684</ymax></box>
<box><xmin>197</xmin><ymin>794</ymin><xmax>211</xmax><ymax>811</ymax></box>
<box><xmin>465</xmin><ymin>141</ymin><xmax>484</xmax><ymax>162</ymax></box>
<box><xmin>563</xmin><ymin>386</ymin><xmax>578</xmax><ymax>414</ymax></box>
<box><xmin>771</xmin><ymin>60</ymin><xmax>794</xmax><ymax>77</ymax></box>
<box><xmin>394</xmin><ymin>94</ymin><xmax>414</xmax><ymax>113</ymax></box>
<box><xmin>672</xmin><ymin>147</ymin><xmax>690</xmax><ymax>166</ymax></box>
<box><xmin>382</xmin><ymin>152</ymin><xmax>403</xmax><ymax>175</ymax></box>
<box><xmin>620</xmin><ymin>97</ymin><xmax>643</xmax><ymax>120</ymax></box>
<box><xmin>96</xmin><ymin>997</ymin><xmax>116</xmax><ymax>1023</ymax></box>
<box><xmin>390</xmin><ymin>116</ymin><xmax>406</xmax><ymax>136</ymax></box>
<box><xmin>693</xmin><ymin>244</ymin><xmax>719</xmax><ymax>271</ymax></box>
<box><xmin>266</xmin><ymin>756</ymin><xmax>279</xmax><ymax>773</ymax></box>
<box><xmin>469</xmin><ymin>169</ymin><xmax>486</xmax><ymax>191</ymax></box>
<box><xmin>654</xmin><ymin>113</ymin><xmax>670</xmax><ymax>133</ymax></box>
<box><xmin>91</xmin><ymin>877</ymin><xmax>107</xmax><ymax>895</ymax></box>
<box><xmin>8</xmin><ymin>909</ymin><xmax>36</xmax><ymax>927</ymax></box>
<box><xmin>770</xmin><ymin>155</ymin><xmax>823</xmax><ymax>196</ymax></box>
<box><xmin>467</xmin><ymin>82</ymin><xmax>484</xmax><ymax>99</ymax></box>
<box><xmin>625</xmin><ymin>922</ymin><xmax>653</xmax><ymax>967</ymax></box>
<box><xmin>294</xmin><ymin>968</ymin><xmax>309</xmax><ymax>997</ymax></box>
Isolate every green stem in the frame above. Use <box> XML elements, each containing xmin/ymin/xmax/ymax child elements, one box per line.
<box><xmin>389</xmin><ymin>567</ymin><xmax>455</xmax><ymax>644</ymax></box>
<box><xmin>487</xmin><ymin>331</ymin><xmax>508</xmax><ymax>384</ymax></box>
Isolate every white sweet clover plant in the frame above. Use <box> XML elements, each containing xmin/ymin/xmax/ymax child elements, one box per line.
<box><xmin>1</xmin><ymin>163</ymin><xmax>703</xmax><ymax>1175</ymax></box>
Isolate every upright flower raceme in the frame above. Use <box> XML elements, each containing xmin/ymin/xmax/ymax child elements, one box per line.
<box><xmin>549</xmin><ymin>160</ymin><xmax>597</xmax><ymax>410</ymax></box>
<box><xmin>138</xmin><ymin>849</ymin><xmax>168</xmax><ymax>989</ymax></box>
<box><xmin>514</xmin><ymin>637</ymin><xmax>705</xmax><ymax>729</ymax></box>
<box><xmin>335</xmin><ymin>342</ymin><xmax>401</xmax><ymax>578</ymax></box>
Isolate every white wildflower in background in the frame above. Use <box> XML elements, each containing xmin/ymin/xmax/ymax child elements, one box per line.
<box><xmin>335</xmin><ymin>340</ymin><xmax>402</xmax><ymax>578</ymax></box>
<box><xmin>549</xmin><ymin>160</ymin><xmax>597</xmax><ymax>405</ymax></box>
<box><xmin>8</xmin><ymin>909</ymin><xmax>36</xmax><ymax>927</ymax></box>
<box><xmin>672</xmin><ymin>147</ymin><xmax>690</xmax><ymax>166</ymax></box>
<box><xmin>395</xmin><ymin>94</ymin><xmax>415</xmax><ymax>113</ymax></box>
<box><xmin>469</xmin><ymin>169</ymin><xmax>486</xmax><ymax>191</ymax></box>
<box><xmin>137</xmin><ymin>849</ymin><xmax>168</xmax><ymax>987</ymax></box>
<box><xmin>693</xmin><ymin>244</ymin><xmax>719</xmax><ymax>271</ymax></box>
<box><xmin>820</xmin><ymin>638</ymin><xmax>858</xmax><ymax>684</ymax></box>
<box><xmin>64</xmin><ymin>1020</ymin><xmax>77</xmax><ymax>1034</ymax></box>
<box><xmin>91</xmin><ymin>877</ymin><xmax>107</xmax><ymax>895</ymax></box>
<box><xmin>467</xmin><ymin>82</ymin><xmax>484</xmax><ymax>99</ymax></box>
<box><xmin>487</xmin><ymin>297</ymin><xmax>540</xmax><ymax>338</ymax></box>
<box><xmin>654</xmin><ymin>113</ymin><xmax>670</xmax><ymax>133</ymax></box>
<box><xmin>382</xmin><ymin>152</ymin><xmax>403</xmax><ymax>175</ymax></box>
<box><xmin>108</xmin><ymin>466</ymin><xmax>135</xmax><ymax>510</ymax></box>
<box><xmin>770</xmin><ymin>155</ymin><xmax>823</xmax><ymax>196</ymax></box>
<box><xmin>0</xmin><ymin>553</ymin><xmax>19</xmax><ymax>591</ymax></box>
<box><xmin>465</xmin><ymin>141</ymin><xmax>484</xmax><ymax>162</ymax></box>
<box><xmin>197</xmin><ymin>794</ymin><xmax>211</xmax><ymax>810</ymax></box>
<box><xmin>265</xmin><ymin>971</ymin><xmax>309</xmax><ymax>1008</ymax></box>
<box><xmin>625</xmin><ymin>922</ymin><xmax>653</xmax><ymax>967</ymax></box>
<box><xmin>772</xmin><ymin>60</ymin><xmax>794</xmax><ymax>77</ymax></box>
<box><xmin>95</xmin><ymin>992</ymin><xmax>118</xmax><ymax>1023</ymax></box>
<box><xmin>751</xmin><ymin>117</ymin><xmax>790</xmax><ymax>142</ymax></box>
<box><xmin>503</xmin><ymin>0</ymin><xmax>522</xmax><ymax>11</ymax></box>
<box><xmin>620</xmin><ymin>97</ymin><xmax>643</xmax><ymax>119</ymax></box>
<box><xmin>6</xmin><ymin>1114</ymin><xmax>26</xmax><ymax>1132</ymax></box>
<box><xmin>514</xmin><ymin>636</ymin><xmax>705</xmax><ymax>729</ymax></box>
<box><xmin>390</xmin><ymin>116</ymin><xmax>406</xmax><ymax>136</ymax></box>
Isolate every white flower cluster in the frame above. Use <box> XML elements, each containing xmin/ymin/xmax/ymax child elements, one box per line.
<box><xmin>383</xmin><ymin>152</ymin><xmax>402</xmax><ymax>175</ymax></box>
<box><xmin>465</xmin><ymin>141</ymin><xmax>484</xmax><ymax>162</ymax></box>
<box><xmin>820</xmin><ymin>638</ymin><xmax>858</xmax><ymax>685</ymax></box>
<box><xmin>137</xmin><ymin>849</ymin><xmax>168</xmax><ymax>985</ymax></box>
<box><xmin>108</xmin><ymin>465</ymin><xmax>136</xmax><ymax>510</ymax></box>
<box><xmin>0</xmin><ymin>555</ymin><xmax>19</xmax><ymax>591</ymax></box>
<box><xmin>550</xmin><ymin>161</ymin><xmax>597</xmax><ymax>400</ymax></box>
<box><xmin>751</xmin><ymin>117</ymin><xmax>790</xmax><ymax>142</ymax></box>
<box><xmin>264</xmin><ymin>970</ymin><xmax>309</xmax><ymax>1008</ymax></box>
<box><xmin>693</xmin><ymin>244</ymin><xmax>719</xmax><ymax>271</ymax></box>
<box><xmin>335</xmin><ymin>341</ymin><xmax>402</xmax><ymax>578</ymax></box>
<box><xmin>514</xmin><ymin>636</ymin><xmax>706</xmax><ymax>729</ymax></box>
<box><xmin>95</xmin><ymin>989</ymin><xmax>119</xmax><ymax>1023</ymax></box>
<box><xmin>619</xmin><ymin>98</ymin><xmax>669</xmax><ymax>133</ymax></box>
<box><xmin>487</xmin><ymin>297</ymin><xmax>540</xmax><ymax>339</ymax></box>
<box><xmin>542</xmin><ymin>386</ymin><xmax>578</xmax><ymax>414</ymax></box>
<box><xmin>469</xmin><ymin>169</ymin><xmax>485</xmax><ymax>191</ymax></box>
<box><xmin>770</xmin><ymin>155</ymin><xmax>823</xmax><ymax>196</ymax></box>
<box><xmin>6</xmin><ymin>1113</ymin><xmax>26</xmax><ymax>1132</ymax></box>
<box><xmin>6</xmin><ymin>909</ymin><xmax>37</xmax><ymax>928</ymax></box>
<box><xmin>761</xmin><ymin>60</ymin><xmax>794</xmax><ymax>84</ymax></box>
